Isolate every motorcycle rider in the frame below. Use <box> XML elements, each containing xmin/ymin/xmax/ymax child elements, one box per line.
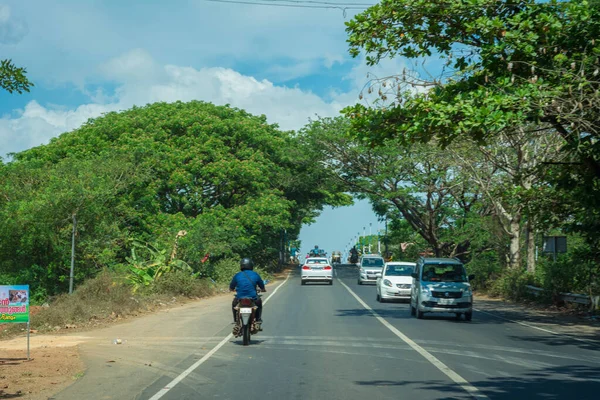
<box><xmin>230</xmin><ymin>257</ymin><xmax>266</xmax><ymax>326</ymax></box>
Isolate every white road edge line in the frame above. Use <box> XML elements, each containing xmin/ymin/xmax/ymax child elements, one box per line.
<box><xmin>338</xmin><ymin>279</ymin><xmax>490</xmax><ymax>400</ymax></box>
<box><xmin>148</xmin><ymin>272</ymin><xmax>292</xmax><ymax>400</ymax></box>
<box><xmin>474</xmin><ymin>308</ymin><xmax>598</xmax><ymax>345</ymax></box>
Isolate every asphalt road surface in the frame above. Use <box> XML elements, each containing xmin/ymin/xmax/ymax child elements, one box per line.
<box><xmin>56</xmin><ymin>264</ymin><xmax>600</xmax><ymax>400</ymax></box>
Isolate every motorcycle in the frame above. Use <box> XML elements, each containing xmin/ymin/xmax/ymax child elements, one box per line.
<box><xmin>232</xmin><ymin>296</ymin><xmax>261</xmax><ymax>345</ymax></box>
<box><xmin>232</xmin><ymin>281</ymin><xmax>267</xmax><ymax>346</ymax></box>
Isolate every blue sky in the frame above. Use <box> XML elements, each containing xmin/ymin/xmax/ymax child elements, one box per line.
<box><xmin>0</xmin><ymin>0</ymin><xmax>414</xmax><ymax>253</ymax></box>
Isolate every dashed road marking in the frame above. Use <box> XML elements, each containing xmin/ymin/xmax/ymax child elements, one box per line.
<box><xmin>147</xmin><ymin>272</ymin><xmax>291</xmax><ymax>400</ymax></box>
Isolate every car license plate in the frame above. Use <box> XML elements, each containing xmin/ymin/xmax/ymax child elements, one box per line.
<box><xmin>240</xmin><ymin>308</ymin><xmax>252</xmax><ymax>314</ymax></box>
<box><xmin>438</xmin><ymin>298</ymin><xmax>454</xmax><ymax>305</ymax></box>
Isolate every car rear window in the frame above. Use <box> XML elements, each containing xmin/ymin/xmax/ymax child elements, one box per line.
<box><xmin>307</xmin><ymin>259</ymin><xmax>328</xmax><ymax>264</ymax></box>
<box><xmin>362</xmin><ymin>258</ymin><xmax>384</xmax><ymax>267</ymax></box>
<box><xmin>422</xmin><ymin>263</ymin><xmax>467</xmax><ymax>282</ymax></box>
<box><xmin>385</xmin><ymin>265</ymin><xmax>414</xmax><ymax>276</ymax></box>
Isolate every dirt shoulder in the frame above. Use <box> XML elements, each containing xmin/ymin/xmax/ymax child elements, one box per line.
<box><xmin>475</xmin><ymin>293</ymin><xmax>600</xmax><ymax>341</ymax></box>
<box><xmin>0</xmin><ymin>270</ymin><xmax>291</xmax><ymax>400</ymax></box>
<box><xmin>0</xmin><ymin>345</ymin><xmax>85</xmax><ymax>400</ymax></box>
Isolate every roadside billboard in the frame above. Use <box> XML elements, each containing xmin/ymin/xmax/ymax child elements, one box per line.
<box><xmin>0</xmin><ymin>285</ymin><xmax>30</xmax><ymax>323</ymax></box>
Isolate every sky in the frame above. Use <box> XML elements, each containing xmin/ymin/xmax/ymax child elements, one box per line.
<box><xmin>0</xmin><ymin>0</ymin><xmax>414</xmax><ymax>257</ymax></box>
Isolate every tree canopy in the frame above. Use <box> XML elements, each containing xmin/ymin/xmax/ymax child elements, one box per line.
<box><xmin>1</xmin><ymin>101</ymin><xmax>350</xmax><ymax>297</ymax></box>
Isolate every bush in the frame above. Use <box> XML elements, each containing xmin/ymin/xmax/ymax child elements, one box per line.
<box><xmin>489</xmin><ymin>268</ymin><xmax>535</xmax><ymax>301</ymax></box>
<box><xmin>149</xmin><ymin>270</ymin><xmax>215</xmax><ymax>297</ymax></box>
<box><xmin>464</xmin><ymin>252</ymin><xmax>503</xmax><ymax>292</ymax></box>
<box><xmin>31</xmin><ymin>270</ymin><xmax>142</xmax><ymax>329</ymax></box>
<box><xmin>534</xmin><ymin>253</ymin><xmax>596</xmax><ymax>304</ymax></box>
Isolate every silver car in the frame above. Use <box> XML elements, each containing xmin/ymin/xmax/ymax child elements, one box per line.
<box><xmin>357</xmin><ymin>255</ymin><xmax>385</xmax><ymax>285</ymax></box>
<box><xmin>410</xmin><ymin>257</ymin><xmax>475</xmax><ymax>321</ymax></box>
<box><xmin>301</xmin><ymin>257</ymin><xmax>333</xmax><ymax>285</ymax></box>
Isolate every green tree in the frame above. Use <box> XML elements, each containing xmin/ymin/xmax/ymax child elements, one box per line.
<box><xmin>1</xmin><ymin>101</ymin><xmax>348</xmax><ymax>296</ymax></box>
<box><xmin>0</xmin><ymin>59</ymin><xmax>33</xmax><ymax>94</ymax></box>
<box><xmin>344</xmin><ymin>0</ymin><xmax>600</xmax><ymax>278</ymax></box>
<box><xmin>301</xmin><ymin>116</ymin><xmax>481</xmax><ymax>257</ymax></box>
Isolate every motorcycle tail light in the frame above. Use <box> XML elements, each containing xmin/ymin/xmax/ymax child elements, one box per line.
<box><xmin>240</xmin><ymin>298</ymin><xmax>253</xmax><ymax>306</ymax></box>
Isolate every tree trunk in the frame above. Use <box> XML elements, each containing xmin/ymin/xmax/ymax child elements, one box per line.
<box><xmin>508</xmin><ymin>217</ymin><xmax>521</xmax><ymax>269</ymax></box>
<box><xmin>525</xmin><ymin>220</ymin><xmax>536</xmax><ymax>274</ymax></box>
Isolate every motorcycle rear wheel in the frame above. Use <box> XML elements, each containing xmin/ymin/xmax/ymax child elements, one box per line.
<box><xmin>242</xmin><ymin>323</ymin><xmax>251</xmax><ymax>346</ymax></box>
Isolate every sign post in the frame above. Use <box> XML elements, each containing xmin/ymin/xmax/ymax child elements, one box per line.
<box><xmin>542</xmin><ymin>236</ymin><xmax>567</xmax><ymax>262</ymax></box>
<box><xmin>0</xmin><ymin>285</ymin><xmax>31</xmax><ymax>360</ymax></box>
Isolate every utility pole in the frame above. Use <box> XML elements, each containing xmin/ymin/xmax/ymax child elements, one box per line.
<box><xmin>69</xmin><ymin>213</ymin><xmax>77</xmax><ymax>294</ymax></box>
<box><xmin>369</xmin><ymin>223</ymin><xmax>372</xmax><ymax>253</ymax></box>
<box><xmin>384</xmin><ymin>217</ymin><xmax>388</xmax><ymax>258</ymax></box>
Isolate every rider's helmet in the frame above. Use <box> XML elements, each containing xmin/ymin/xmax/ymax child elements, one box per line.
<box><xmin>240</xmin><ymin>257</ymin><xmax>254</xmax><ymax>271</ymax></box>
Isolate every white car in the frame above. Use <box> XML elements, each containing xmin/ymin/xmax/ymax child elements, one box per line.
<box><xmin>376</xmin><ymin>262</ymin><xmax>416</xmax><ymax>302</ymax></box>
<box><xmin>301</xmin><ymin>257</ymin><xmax>333</xmax><ymax>285</ymax></box>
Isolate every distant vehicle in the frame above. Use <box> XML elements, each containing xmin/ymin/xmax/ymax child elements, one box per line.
<box><xmin>357</xmin><ymin>254</ymin><xmax>385</xmax><ymax>285</ymax></box>
<box><xmin>301</xmin><ymin>257</ymin><xmax>333</xmax><ymax>285</ymax></box>
<box><xmin>331</xmin><ymin>251</ymin><xmax>342</xmax><ymax>265</ymax></box>
<box><xmin>410</xmin><ymin>257</ymin><xmax>475</xmax><ymax>321</ymax></box>
<box><xmin>349</xmin><ymin>246</ymin><xmax>359</xmax><ymax>264</ymax></box>
<box><xmin>376</xmin><ymin>261</ymin><xmax>416</xmax><ymax>302</ymax></box>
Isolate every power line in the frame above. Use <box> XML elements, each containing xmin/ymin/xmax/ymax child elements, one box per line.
<box><xmin>259</xmin><ymin>0</ymin><xmax>375</xmax><ymax>5</ymax></box>
<box><xmin>202</xmin><ymin>0</ymin><xmax>598</xmax><ymax>11</ymax></box>
<box><xmin>203</xmin><ymin>0</ymin><xmax>368</xmax><ymax>10</ymax></box>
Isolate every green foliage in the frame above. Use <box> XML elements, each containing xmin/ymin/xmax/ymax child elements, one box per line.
<box><xmin>534</xmin><ymin>238</ymin><xmax>600</xmax><ymax>301</ymax></box>
<box><xmin>489</xmin><ymin>268</ymin><xmax>534</xmax><ymax>301</ymax></box>
<box><xmin>0</xmin><ymin>59</ymin><xmax>33</xmax><ymax>94</ymax></box>
<box><xmin>343</xmin><ymin>0</ymin><xmax>600</xmax><ymax>293</ymax></box>
<box><xmin>125</xmin><ymin>240</ymin><xmax>193</xmax><ymax>291</ymax></box>
<box><xmin>300</xmin><ymin>116</ymin><xmax>481</xmax><ymax>256</ymax></box>
<box><xmin>148</xmin><ymin>270</ymin><xmax>214</xmax><ymax>298</ymax></box>
<box><xmin>0</xmin><ymin>101</ymin><xmax>345</xmax><ymax>299</ymax></box>
<box><xmin>31</xmin><ymin>270</ymin><xmax>142</xmax><ymax>329</ymax></box>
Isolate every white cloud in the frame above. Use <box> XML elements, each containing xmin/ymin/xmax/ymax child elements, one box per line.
<box><xmin>0</xmin><ymin>50</ymin><xmax>363</xmax><ymax>159</ymax></box>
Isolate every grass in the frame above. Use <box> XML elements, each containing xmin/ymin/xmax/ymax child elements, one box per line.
<box><xmin>0</xmin><ymin>269</ymin><xmax>221</xmax><ymax>339</ymax></box>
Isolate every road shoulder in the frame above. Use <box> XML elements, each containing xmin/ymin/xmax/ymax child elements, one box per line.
<box><xmin>474</xmin><ymin>295</ymin><xmax>600</xmax><ymax>341</ymax></box>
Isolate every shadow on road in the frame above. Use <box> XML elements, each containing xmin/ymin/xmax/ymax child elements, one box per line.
<box><xmin>355</xmin><ymin>364</ymin><xmax>600</xmax><ymax>400</ymax></box>
<box><xmin>508</xmin><ymin>333</ymin><xmax>600</xmax><ymax>352</ymax></box>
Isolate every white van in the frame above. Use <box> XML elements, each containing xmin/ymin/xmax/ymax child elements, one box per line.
<box><xmin>357</xmin><ymin>254</ymin><xmax>385</xmax><ymax>285</ymax></box>
<box><xmin>410</xmin><ymin>257</ymin><xmax>475</xmax><ymax>321</ymax></box>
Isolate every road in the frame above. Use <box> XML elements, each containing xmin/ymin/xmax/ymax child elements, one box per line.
<box><xmin>55</xmin><ymin>264</ymin><xmax>600</xmax><ymax>400</ymax></box>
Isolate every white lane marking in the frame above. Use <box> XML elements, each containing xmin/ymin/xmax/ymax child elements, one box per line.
<box><xmin>474</xmin><ymin>308</ymin><xmax>599</xmax><ymax>345</ymax></box>
<box><xmin>338</xmin><ymin>279</ymin><xmax>489</xmax><ymax>400</ymax></box>
<box><xmin>148</xmin><ymin>272</ymin><xmax>291</xmax><ymax>400</ymax></box>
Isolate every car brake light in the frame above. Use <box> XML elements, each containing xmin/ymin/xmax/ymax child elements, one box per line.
<box><xmin>324</xmin><ymin>266</ymin><xmax>332</xmax><ymax>270</ymax></box>
<box><xmin>302</xmin><ymin>266</ymin><xmax>310</xmax><ymax>270</ymax></box>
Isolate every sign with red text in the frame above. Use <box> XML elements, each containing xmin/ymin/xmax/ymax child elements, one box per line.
<box><xmin>0</xmin><ymin>285</ymin><xmax>30</xmax><ymax>323</ymax></box>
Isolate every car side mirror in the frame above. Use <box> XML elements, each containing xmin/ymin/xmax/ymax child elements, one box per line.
<box><xmin>468</xmin><ymin>274</ymin><xmax>475</xmax><ymax>281</ymax></box>
<box><xmin>411</xmin><ymin>273</ymin><xmax>418</xmax><ymax>279</ymax></box>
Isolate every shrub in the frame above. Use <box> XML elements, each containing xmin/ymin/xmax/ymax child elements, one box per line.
<box><xmin>489</xmin><ymin>268</ymin><xmax>534</xmax><ymax>301</ymax></box>
<box><xmin>31</xmin><ymin>270</ymin><xmax>142</xmax><ymax>329</ymax></box>
<box><xmin>149</xmin><ymin>270</ymin><xmax>215</xmax><ymax>298</ymax></box>
<box><xmin>464</xmin><ymin>252</ymin><xmax>503</xmax><ymax>292</ymax></box>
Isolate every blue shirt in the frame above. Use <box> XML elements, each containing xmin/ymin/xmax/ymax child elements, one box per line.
<box><xmin>229</xmin><ymin>270</ymin><xmax>265</xmax><ymax>299</ymax></box>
